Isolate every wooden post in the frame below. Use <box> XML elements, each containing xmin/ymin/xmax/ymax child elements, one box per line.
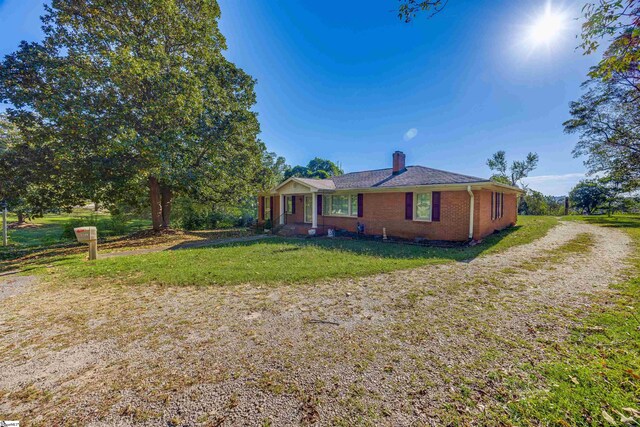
<box><xmin>89</xmin><ymin>240</ymin><xmax>98</xmax><ymax>260</ymax></box>
<box><xmin>564</xmin><ymin>196</ymin><xmax>569</xmax><ymax>216</ymax></box>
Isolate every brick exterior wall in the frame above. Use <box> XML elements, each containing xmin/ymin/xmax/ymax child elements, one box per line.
<box><xmin>473</xmin><ymin>191</ymin><xmax>518</xmax><ymax>240</ymax></box>
<box><xmin>258</xmin><ymin>195</ymin><xmax>280</xmax><ymax>223</ymax></box>
<box><xmin>260</xmin><ymin>189</ymin><xmax>518</xmax><ymax>241</ymax></box>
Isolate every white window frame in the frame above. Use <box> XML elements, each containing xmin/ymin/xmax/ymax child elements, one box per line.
<box><xmin>323</xmin><ymin>194</ymin><xmax>358</xmax><ymax>218</ymax></box>
<box><xmin>304</xmin><ymin>195</ymin><xmax>312</xmax><ymax>224</ymax></box>
<box><xmin>413</xmin><ymin>192</ymin><xmax>433</xmax><ymax>222</ymax></box>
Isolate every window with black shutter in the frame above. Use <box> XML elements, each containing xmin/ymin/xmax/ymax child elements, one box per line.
<box><xmin>405</xmin><ymin>192</ymin><xmax>413</xmax><ymax>220</ymax></box>
<box><xmin>432</xmin><ymin>191</ymin><xmax>441</xmax><ymax>222</ymax></box>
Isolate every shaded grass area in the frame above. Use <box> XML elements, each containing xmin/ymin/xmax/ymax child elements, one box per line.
<box><xmin>0</xmin><ymin>210</ymin><xmax>151</xmax><ymax>264</ymax></box>
<box><xmin>50</xmin><ymin>216</ymin><xmax>558</xmax><ymax>286</ymax></box>
<box><xmin>508</xmin><ymin>214</ymin><xmax>640</xmax><ymax>426</ymax></box>
<box><xmin>2</xmin><ymin>210</ymin><xmax>150</xmax><ymax>248</ymax></box>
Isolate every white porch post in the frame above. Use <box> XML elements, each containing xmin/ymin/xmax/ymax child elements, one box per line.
<box><xmin>279</xmin><ymin>194</ymin><xmax>285</xmax><ymax>225</ymax></box>
<box><xmin>311</xmin><ymin>192</ymin><xmax>318</xmax><ymax>229</ymax></box>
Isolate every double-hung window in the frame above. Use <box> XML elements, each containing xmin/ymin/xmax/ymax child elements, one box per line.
<box><xmin>323</xmin><ymin>194</ymin><xmax>358</xmax><ymax>217</ymax></box>
<box><xmin>414</xmin><ymin>192</ymin><xmax>432</xmax><ymax>221</ymax></box>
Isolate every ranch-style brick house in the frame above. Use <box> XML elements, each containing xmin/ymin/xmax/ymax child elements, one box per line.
<box><xmin>258</xmin><ymin>151</ymin><xmax>523</xmax><ymax>242</ymax></box>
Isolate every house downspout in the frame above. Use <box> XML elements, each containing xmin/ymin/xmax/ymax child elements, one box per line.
<box><xmin>467</xmin><ymin>185</ymin><xmax>474</xmax><ymax>240</ymax></box>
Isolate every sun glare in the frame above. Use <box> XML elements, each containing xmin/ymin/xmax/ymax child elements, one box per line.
<box><xmin>527</xmin><ymin>4</ymin><xmax>567</xmax><ymax>47</ymax></box>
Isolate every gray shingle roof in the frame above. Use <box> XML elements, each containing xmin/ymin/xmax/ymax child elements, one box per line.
<box><xmin>310</xmin><ymin>166</ymin><xmax>489</xmax><ymax>190</ymax></box>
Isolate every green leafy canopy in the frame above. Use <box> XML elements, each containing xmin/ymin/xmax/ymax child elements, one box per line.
<box><xmin>0</xmin><ymin>0</ymin><xmax>277</xmax><ymax>229</ymax></box>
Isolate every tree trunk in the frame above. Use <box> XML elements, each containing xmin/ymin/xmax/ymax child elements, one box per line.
<box><xmin>149</xmin><ymin>176</ymin><xmax>163</xmax><ymax>232</ymax></box>
<box><xmin>17</xmin><ymin>212</ymin><xmax>25</xmax><ymax>224</ymax></box>
<box><xmin>160</xmin><ymin>185</ymin><xmax>173</xmax><ymax>229</ymax></box>
<box><xmin>94</xmin><ymin>201</ymin><xmax>99</xmax><ymax>212</ymax></box>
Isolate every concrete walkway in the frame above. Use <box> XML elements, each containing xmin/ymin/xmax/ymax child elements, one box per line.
<box><xmin>99</xmin><ymin>234</ymin><xmax>275</xmax><ymax>259</ymax></box>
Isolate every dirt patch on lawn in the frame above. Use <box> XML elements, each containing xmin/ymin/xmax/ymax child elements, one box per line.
<box><xmin>0</xmin><ymin>221</ymin><xmax>633</xmax><ymax>426</ymax></box>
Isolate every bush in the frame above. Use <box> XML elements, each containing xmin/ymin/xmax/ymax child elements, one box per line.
<box><xmin>62</xmin><ymin>213</ymin><xmax>145</xmax><ymax>239</ymax></box>
<box><xmin>172</xmin><ymin>197</ymin><xmax>256</xmax><ymax>231</ymax></box>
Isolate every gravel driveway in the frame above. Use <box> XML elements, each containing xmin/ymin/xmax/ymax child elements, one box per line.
<box><xmin>0</xmin><ymin>221</ymin><xmax>632</xmax><ymax>426</ymax></box>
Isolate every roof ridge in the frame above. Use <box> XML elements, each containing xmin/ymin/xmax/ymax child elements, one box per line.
<box><xmin>339</xmin><ymin>166</ymin><xmax>392</xmax><ymax>176</ymax></box>
<box><xmin>409</xmin><ymin>165</ymin><xmax>487</xmax><ymax>180</ymax></box>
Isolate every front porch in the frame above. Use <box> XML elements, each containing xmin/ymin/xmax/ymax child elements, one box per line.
<box><xmin>275</xmin><ymin>192</ymin><xmax>325</xmax><ymax>236</ymax></box>
<box><xmin>270</xmin><ymin>177</ymin><xmax>333</xmax><ymax>232</ymax></box>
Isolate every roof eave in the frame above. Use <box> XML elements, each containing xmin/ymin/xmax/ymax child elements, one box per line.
<box><xmin>316</xmin><ymin>181</ymin><xmax>524</xmax><ymax>194</ymax></box>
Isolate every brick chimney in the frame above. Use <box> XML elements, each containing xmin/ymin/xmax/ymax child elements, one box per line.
<box><xmin>392</xmin><ymin>151</ymin><xmax>406</xmax><ymax>174</ymax></box>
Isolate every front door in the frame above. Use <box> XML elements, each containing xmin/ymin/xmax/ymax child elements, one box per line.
<box><xmin>304</xmin><ymin>195</ymin><xmax>312</xmax><ymax>223</ymax></box>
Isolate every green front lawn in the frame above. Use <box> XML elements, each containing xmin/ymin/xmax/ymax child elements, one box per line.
<box><xmin>49</xmin><ymin>215</ymin><xmax>558</xmax><ymax>286</ymax></box>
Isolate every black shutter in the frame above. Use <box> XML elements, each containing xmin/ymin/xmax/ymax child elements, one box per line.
<box><xmin>317</xmin><ymin>194</ymin><xmax>322</xmax><ymax>215</ymax></box>
<box><xmin>357</xmin><ymin>194</ymin><xmax>363</xmax><ymax>217</ymax></box>
<box><xmin>491</xmin><ymin>192</ymin><xmax>495</xmax><ymax>220</ymax></box>
<box><xmin>270</xmin><ymin>196</ymin><xmax>274</xmax><ymax>221</ymax></box>
<box><xmin>432</xmin><ymin>191</ymin><xmax>441</xmax><ymax>222</ymax></box>
<box><xmin>405</xmin><ymin>192</ymin><xmax>413</xmax><ymax>220</ymax></box>
<box><xmin>291</xmin><ymin>196</ymin><xmax>296</xmax><ymax>214</ymax></box>
<box><xmin>500</xmin><ymin>193</ymin><xmax>504</xmax><ymax>218</ymax></box>
<box><xmin>260</xmin><ymin>196</ymin><xmax>265</xmax><ymax>221</ymax></box>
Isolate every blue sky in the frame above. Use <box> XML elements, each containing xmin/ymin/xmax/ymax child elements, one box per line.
<box><xmin>0</xmin><ymin>0</ymin><xmax>600</xmax><ymax>195</ymax></box>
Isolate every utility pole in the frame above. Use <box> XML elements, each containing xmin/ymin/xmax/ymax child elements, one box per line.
<box><xmin>1</xmin><ymin>200</ymin><xmax>7</xmax><ymax>246</ymax></box>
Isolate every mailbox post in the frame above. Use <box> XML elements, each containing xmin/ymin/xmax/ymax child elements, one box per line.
<box><xmin>74</xmin><ymin>226</ymin><xmax>98</xmax><ymax>260</ymax></box>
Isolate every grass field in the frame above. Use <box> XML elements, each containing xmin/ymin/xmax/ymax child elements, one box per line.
<box><xmin>0</xmin><ymin>210</ymin><xmax>151</xmax><ymax>249</ymax></box>
<box><xmin>46</xmin><ymin>215</ymin><xmax>559</xmax><ymax>286</ymax></box>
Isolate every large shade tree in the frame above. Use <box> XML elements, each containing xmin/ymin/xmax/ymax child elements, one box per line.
<box><xmin>565</xmin><ymin>2</ymin><xmax>640</xmax><ymax>190</ymax></box>
<box><xmin>564</xmin><ymin>78</ymin><xmax>640</xmax><ymax>188</ymax></box>
<box><xmin>0</xmin><ymin>0</ymin><xmax>272</xmax><ymax>231</ymax></box>
<box><xmin>569</xmin><ymin>179</ymin><xmax>608</xmax><ymax>214</ymax></box>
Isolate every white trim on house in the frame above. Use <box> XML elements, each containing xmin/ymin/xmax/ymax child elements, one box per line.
<box><xmin>303</xmin><ymin>195</ymin><xmax>313</xmax><ymax>224</ymax></box>
<box><xmin>273</xmin><ymin>177</ymin><xmax>335</xmax><ymax>193</ymax></box>
<box><xmin>279</xmin><ymin>194</ymin><xmax>285</xmax><ymax>225</ymax></box>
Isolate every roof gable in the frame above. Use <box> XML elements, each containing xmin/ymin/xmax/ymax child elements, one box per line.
<box><xmin>274</xmin><ymin>177</ymin><xmax>335</xmax><ymax>193</ymax></box>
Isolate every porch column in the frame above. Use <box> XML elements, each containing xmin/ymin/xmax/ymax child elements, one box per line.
<box><xmin>311</xmin><ymin>192</ymin><xmax>318</xmax><ymax>229</ymax></box>
<box><xmin>279</xmin><ymin>194</ymin><xmax>285</xmax><ymax>225</ymax></box>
